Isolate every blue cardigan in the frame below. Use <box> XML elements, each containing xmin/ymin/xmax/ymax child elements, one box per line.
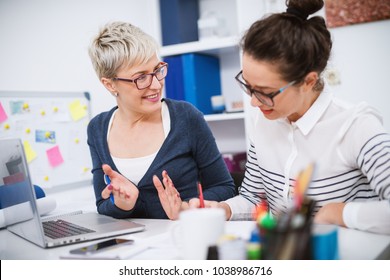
<box><xmin>87</xmin><ymin>98</ymin><xmax>236</xmax><ymax>219</ymax></box>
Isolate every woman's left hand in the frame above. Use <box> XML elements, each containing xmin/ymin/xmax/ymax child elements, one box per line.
<box><xmin>153</xmin><ymin>170</ymin><xmax>183</xmax><ymax>220</ymax></box>
<box><xmin>314</xmin><ymin>202</ymin><xmax>346</xmax><ymax>226</ymax></box>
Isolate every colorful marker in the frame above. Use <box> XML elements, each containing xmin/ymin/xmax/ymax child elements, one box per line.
<box><xmin>198</xmin><ymin>182</ymin><xmax>205</xmax><ymax>208</ymax></box>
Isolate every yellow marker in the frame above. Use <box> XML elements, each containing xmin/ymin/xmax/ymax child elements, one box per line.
<box><xmin>4</xmin><ymin>123</ymin><xmax>10</xmax><ymax>129</ymax></box>
<box><xmin>44</xmin><ymin>176</ymin><xmax>49</xmax><ymax>181</ymax></box>
<box><xmin>45</xmin><ymin>131</ymin><xmax>51</xmax><ymax>138</ymax></box>
<box><xmin>297</xmin><ymin>163</ymin><xmax>314</xmax><ymax>195</ymax></box>
<box><xmin>74</xmin><ymin>137</ymin><xmax>80</xmax><ymax>144</ymax></box>
<box><xmin>25</xmin><ymin>128</ymin><xmax>31</xmax><ymax>134</ymax></box>
<box><xmin>53</xmin><ymin>106</ymin><xmax>59</xmax><ymax>112</ymax></box>
<box><xmin>22</xmin><ymin>103</ymin><xmax>29</xmax><ymax>110</ymax></box>
<box><xmin>294</xmin><ymin>163</ymin><xmax>315</xmax><ymax>209</ymax></box>
<box><xmin>40</xmin><ymin>110</ymin><xmax>46</xmax><ymax>116</ymax></box>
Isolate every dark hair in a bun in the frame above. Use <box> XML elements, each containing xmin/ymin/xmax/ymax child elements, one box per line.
<box><xmin>241</xmin><ymin>0</ymin><xmax>331</xmax><ymax>92</ymax></box>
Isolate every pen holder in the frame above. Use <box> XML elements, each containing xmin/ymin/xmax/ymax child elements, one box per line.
<box><xmin>260</xmin><ymin>198</ymin><xmax>316</xmax><ymax>260</ymax></box>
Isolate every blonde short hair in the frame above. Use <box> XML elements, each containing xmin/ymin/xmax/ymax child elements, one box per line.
<box><xmin>88</xmin><ymin>21</ymin><xmax>159</xmax><ymax>79</ymax></box>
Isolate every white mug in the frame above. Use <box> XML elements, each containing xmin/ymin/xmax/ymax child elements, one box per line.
<box><xmin>174</xmin><ymin>208</ymin><xmax>225</xmax><ymax>260</ymax></box>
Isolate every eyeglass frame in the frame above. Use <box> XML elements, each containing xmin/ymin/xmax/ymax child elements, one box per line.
<box><xmin>112</xmin><ymin>62</ymin><xmax>168</xmax><ymax>90</ymax></box>
<box><xmin>235</xmin><ymin>70</ymin><xmax>296</xmax><ymax>107</ymax></box>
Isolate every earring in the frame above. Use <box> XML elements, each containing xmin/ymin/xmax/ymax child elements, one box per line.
<box><xmin>112</xmin><ymin>92</ymin><xmax>118</xmax><ymax>97</ymax></box>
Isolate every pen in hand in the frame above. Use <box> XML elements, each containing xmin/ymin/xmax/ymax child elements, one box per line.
<box><xmin>104</xmin><ymin>174</ymin><xmax>115</xmax><ymax>205</ymax></box>
<box><xmin>198</xmin><ymin>182</ymin><xmax>205</xmax><ymax>208</ymax></box>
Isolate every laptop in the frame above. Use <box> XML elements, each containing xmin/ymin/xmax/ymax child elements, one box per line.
<box><xmin>0</xmin><ymin>138</ymin><xmax>145</xmax><ymax>248</ymax></box>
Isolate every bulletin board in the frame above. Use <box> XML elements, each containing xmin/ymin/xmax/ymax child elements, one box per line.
<box><xmin>0</xmin><ymin>91</ymin><xmax>92</xmax><ymax>189</ymax></box>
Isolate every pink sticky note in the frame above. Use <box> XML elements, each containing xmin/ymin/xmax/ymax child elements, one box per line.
<box><xmin>46</xmin><ymin>145</ymin><xmax>64</xmax><ymax>167</ymax></box>
<box><xmin>0</xmin><ymin>102</ymin><xmax>8</xmax><ymax>123</ymax></box>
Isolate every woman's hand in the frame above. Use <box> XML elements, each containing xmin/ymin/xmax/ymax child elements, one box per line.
<box><xmin>314</xmin><ymin>202</ymin><xmax>346</xmax><ymax>227</ymax></box>
<box><xmin>188</xmin><ymin>199</ymin><xmax>231</xmax><ymax>220</ymax></box>
<box><xmin>153</xmin><ymin>170</ymin><xmax>183</xmax><ymax>220</ymax></box>
<box><xmin>101</xmin><ymin>164</ymin><xmax>139</xmax><ymax>211</ymax></box>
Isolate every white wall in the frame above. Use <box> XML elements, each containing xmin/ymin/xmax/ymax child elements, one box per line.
<box><xmin>0</xmin><ymin>0</ymin><xmax>161</xmax><ymax>117</ymax></box>
<box><xmin>328</xmin><ymin>20</ymin><xmax>390</xmax><ymax>131</ymax></box>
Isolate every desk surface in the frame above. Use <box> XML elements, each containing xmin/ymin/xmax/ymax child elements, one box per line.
<box><xmin>1</xmin><ymin>185</ymin><xmax>389</xmax><ymax>260</ymax></box>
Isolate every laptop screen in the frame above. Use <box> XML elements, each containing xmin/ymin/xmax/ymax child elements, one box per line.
<box><xmin>0</xmin><ymin>138</ymin><xmax>46</xmax><ymax>247</ymax></box>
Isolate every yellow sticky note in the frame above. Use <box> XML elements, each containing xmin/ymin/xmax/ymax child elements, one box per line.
<box><xmin>53</xmin><ymin>106</ymin><xmax>58</xmax><ymax>112</ymax></box>
<box><xmin>40</xmin><ymin>110</ymin><xmax>46</xmax><ymax>116</ymax></box>
<box><xmin>44</xmin><ymin>176</ymin><xmax>49</xmax><ymax>181</ymax></box>
<box><xmin>74</xmin><ymin>137</ymin><xmax>80</xmax><ymax>144</ymax></box>
<box><xmin>23</xmin><ymin>103</ymin><xmax>29</xmax><ymax>110</ymax></box>
<box><xmin>4</xmin><ymin>123</ymin><xmax>10</xmax><ymax>129</ymax></box>
<box><xmin>23</xmin><ymin>140</ymin><xmax>37</xmax><ymax>163</ymax></box>
<box><xmin>68</xmin><ymin>100</ymin><xmax>87</xmax><ymax>121</ymax></box>
<box><xmin>25</xmin><ymin>128</ymin><xmax>31</xmax><ymax>134</ymax></box>
<box><xmin>45</xmin><ymin>131</ymin><xmax>51</xmax><ymax>138</ymax></box>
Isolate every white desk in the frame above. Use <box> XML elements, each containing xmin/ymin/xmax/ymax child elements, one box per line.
<box><xmin>1</xmin><ymin>185</ymin><xmax>389</xmax><ymax>260</ymax></box>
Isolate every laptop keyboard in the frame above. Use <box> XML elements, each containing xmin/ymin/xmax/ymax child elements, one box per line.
<box><xmin>42</xmin><ymin>219</ymin><xmax>96</xmax><ymax>239</ymax></box>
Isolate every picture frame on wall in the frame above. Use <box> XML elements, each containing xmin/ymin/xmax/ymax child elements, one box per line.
<box><xmin>325</xmin><ymin>0</ymin><xmax>390</xmax><ymax>28</ymax></box>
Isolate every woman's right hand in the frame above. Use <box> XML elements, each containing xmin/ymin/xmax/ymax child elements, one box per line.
<box><xmin>188</xmin><ymin>199</ymin><xmax>232</xmax><ymax>220</ymax></box>
<box><xmin>101</xmin><ymin>164</ymin><xmax>139</xmax><ymax>211</ymax></box>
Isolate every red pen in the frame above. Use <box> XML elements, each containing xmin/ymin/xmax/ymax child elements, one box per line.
<box><xmin>198</xmin><ymin>182</ymin><xmax>205</xmax><ymax>208</ymax></box>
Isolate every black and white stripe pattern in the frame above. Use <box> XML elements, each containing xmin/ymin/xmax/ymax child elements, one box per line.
<box><xmin>226</xmin><ymin>92</ymin><xmax>390</xmax><ymax>228</ymax></box>
<box><xmin>357</xmin><ymin>133</ymin><xmax>390</xmax><ymax>199</ymax></box>
<box><xmin>239</xmin><ymin>132</ymin><xmax>390</xmax><ymax>217</ymax></box>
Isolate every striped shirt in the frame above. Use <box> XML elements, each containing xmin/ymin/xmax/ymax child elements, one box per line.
<box><xmin>226</xmin><ymin>90</ymin><xmax>390</xmax><ymax>232</ymax></box>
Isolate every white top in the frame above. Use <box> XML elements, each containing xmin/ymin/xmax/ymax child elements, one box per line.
<box><xmin>225</xmin><ymin>90</ymin><xmax>390</xmax><ymax>234</ymax></box>
<box><xmin>343</xmin><ymin>199</ymin><xmax>390</xmax><ymax>234</ymax></box>
<box><xmin>107</xmin><ymin>102</ymin><xmax>171</xmax><ymax>185</ymax></box>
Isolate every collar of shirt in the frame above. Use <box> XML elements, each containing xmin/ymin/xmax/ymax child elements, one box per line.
<box><xmin>291</xmin><ymin>90</ymin><xmax>333</xmax><ymax>136</ymax></box>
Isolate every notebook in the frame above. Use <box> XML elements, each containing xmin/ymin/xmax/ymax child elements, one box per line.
<box><xmin>0</xmin><ymin>138</ymin><xmax>145</xmax><ymax>248</ymax></box>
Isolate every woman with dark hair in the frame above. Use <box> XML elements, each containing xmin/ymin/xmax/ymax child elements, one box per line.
<box><xmin>158</xmin><ymin>0</ymin><xmax>390</xmax><ymax>234</ymax></box>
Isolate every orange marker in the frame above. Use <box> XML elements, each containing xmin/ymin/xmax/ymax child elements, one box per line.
<box><xmin>198</xmin><ymin>182</ymin><xmax>205</xmax><ymax>208</ymax></box>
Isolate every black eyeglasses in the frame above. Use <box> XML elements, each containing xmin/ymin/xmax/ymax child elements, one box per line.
<box><xmin>235</xmin><ymin>70</ymin><xmax>295</xmax><ymax>107</ymax></box>
<box><xmin>113</xmin><ymin>62</ymin><xmax>168</xmax><ymax>90</ymax></box>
